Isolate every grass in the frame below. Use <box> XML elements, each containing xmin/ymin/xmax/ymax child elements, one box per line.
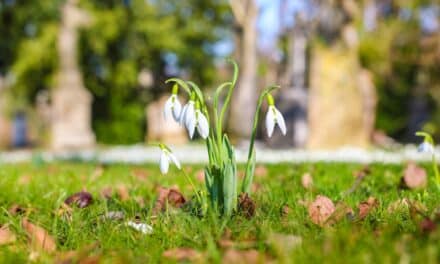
<box><xmin>0</xmin><ymin>162</ymin><xmax>439</xmax><ymax>263</ymax></box>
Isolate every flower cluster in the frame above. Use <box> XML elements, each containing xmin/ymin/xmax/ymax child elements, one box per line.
<box><xmin>156</xmin><ymin>60</ymin><xmax>287</xmax><ymax>216</ymax></box>
<box><xmin>164</xmin><ymin>84</ymin><xmax>209</xmax><ymax>139</ymax></box>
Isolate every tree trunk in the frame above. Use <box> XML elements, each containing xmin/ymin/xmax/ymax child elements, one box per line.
<box><xmin>228</xmin><ymin>0</ymin><xmax>258</xmax><ymax>139</ymax></box>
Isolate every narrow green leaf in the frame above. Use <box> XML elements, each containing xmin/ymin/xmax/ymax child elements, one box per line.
<box><xmin>242</xmin><ymin>149</ymin><xmax>256</xmax><ymax>194</ymax></box>
<box><xmin>222</xmin><ymin>161</ymin><xmax>237</xmax><ymax>216</ymax></box>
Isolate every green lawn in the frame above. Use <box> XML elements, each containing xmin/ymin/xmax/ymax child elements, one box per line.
<box><xmin>0</xmin><ymin>162</ymin><xmax>439</xmax><ymax>263</ymax></box>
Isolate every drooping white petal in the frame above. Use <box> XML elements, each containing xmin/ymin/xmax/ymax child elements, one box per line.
<box><xmin>179</xmin><ymin>104</ymin><xmax>188</xmax><ymax>125</ymax></box>
<box><xmin>418</xmin><ymin>141</ymin><xmax>435</xmax><ymax>154</ymax></box>
<box><xmin>184</xmin><ymin>102</ymin><xmax>195</xmax><ymax>128</ymax></box>
<box><xmin>265</xmin><ymin>107</ymin><xmax>276</xmax><ymax>138</ymax></box>
<box><xmin>159</xmin><ymin>151</ymin><xmax>170</xmax><ymax>174</ymax></box>
<box><xmin>172</xmin><ymin>96</ymin><xmax>182</xmax><ymax>122</ymax></box>
<box><xmin>163</xmin><ymin>96</ymin><xmax>173</xmax><ymax>120</ymax></box>
<box><xmin>274</xmin><ymin>108</ymin><xmax>287</xmax><ymax>135</ymax></box>
<box><xmin>196</xmin><ymin>111</ymin><xmax>209</xmax><ymax>139</ymax></box>
<box><xmin>187</xmin><ymin>115</ymin><xmax>196</xmax><ymax>139</ymax></box>
<box><xmin>168</xmin><ymin>152</ymin><xmax>181</xmax><ymax>169</ymax></box>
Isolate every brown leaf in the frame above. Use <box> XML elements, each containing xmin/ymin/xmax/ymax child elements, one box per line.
<box><xmin>254</xmin><ymin>165</ymin><xmax>268</xmax><ymax>178</ymax></box>
<box><xmin>403</xmin><ymin>162</ymin><xmax>427</xmax><ymax>189</ymax></box>
<box><xmin>358</xmin><ymin>197</ymin><xmax>378</xmax><ymax>220</ymax></box>
<box><xmin>8</xmin><ymin>204</ymin><xmax>25</xmax><ymax>216</ymax></box>
<box><xmin>116</xmin><ymin>185</ymin><xmax>130</xmax><ymax>201</ymax></box>
<box><xmin>327</xmin><ymin>202</ymin><xmax>354</xmax><ymax>224</ymax></box>
<box><xmin>162</xmin><ymin>248</ymin><xmax>202</xmax><ymax>262</ymax></box>
<box><xmin>22</xmin><ymin>219</ymin><xmax>56</xmax><ymax>253</ymax></box>
<box><xmin>419</xmin><ymin>218</ymin><xmax>436</xmax><ymax>234</ymax></box>
<box><xmin>153</xmin><ymin>187</ymin><xmax>186</xmax><ymax>214</ymax></box>
<box><xmin>0</xmin><ymin>226</ymin><xmax>16</xmax><ymax>245</ymax></box>
<box><xmin>64</xmin><ymin>191</ymin><xmax>93</xmax><ymax>208</ymax></box>
<box><xmin>387</xmin><ymin>198</ymin><xmax>410</xmax><ymax>214</ymax></box>
<box><xmin>301</xmin><ymin>173</ymin><xmax>313</xmax><ymax>189</ymax></box>
<box><xmin>308</xmin><ymin>195</ymin><xmax>335</xmax><ymax>226</ymax></box>
<box><xmin>353</xmin><ymin>166</ymin><xmax>371</xmax><ymax>179</ymax></box>
<box><xmin>238</xmin><ymin>193</ymin><xmax>256</xmax><ymax>219</ymax></box>
<box><xmin>131</xmin><ymin>169</ymin><xmax>150</xmax><ymax>181</ymax></box>
<box><xmin>281</xmin><ymin>205</ymin><xmax>290</xmax><ymax>217</ymax></box>
<box><xmin>100</xmin><ymin>187</ymin><xmax>113</xmax><ymax>200</ymax></box>
<box><xmin>222</xmin><ymin>249</ymin><xmax>262</xmax><ymax>264</ymax></box>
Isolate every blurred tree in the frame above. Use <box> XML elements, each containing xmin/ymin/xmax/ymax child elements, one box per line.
<box><xmin>228</xmin><ymin>0</ymin><xmax>258</xmax><ymax>140</ymax></box>
<box><xmin>78</xmin><ymin>0</ymin><xmax>232</xmax><ymax>144</ymax></box>
<box><xmin>359</xmin><ymin>0</ymin><xmax>440</xmax><ymax>141</ymax></box>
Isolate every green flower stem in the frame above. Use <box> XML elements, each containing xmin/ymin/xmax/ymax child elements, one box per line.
<box><xmin>181</xmin><ymin>169</ymin><xmax>203</xmax><ymax>206</ymax></box>
<box><xmin>242</xmin><ymin>85</ymin><xmax>278</xmax><ymax>193</ymax></box>
<box><xmin>432</xmin><ymin>154</ymin><xmax>440</xmax><ymax>190</ymax></box>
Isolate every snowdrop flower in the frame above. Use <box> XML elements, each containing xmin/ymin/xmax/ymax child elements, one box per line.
<box><xmin>187</xmin><ymin>109</ymin><xmax>209</xmax><ymax>139</ymax></box>
<box><xmin>265</xmin><ymin>94</ymin><xmax>286</xmax><ymax>138</ymax></box>
<box><xmin>158</xmin><ymin>144</ymin><xmax>181</xmax><ymax>174</ymax></box>
<box><xmin>126</xmin><ymin>221</ymin><xmax>153</xmax><ymax>234</ymax></box>
<box><xmin>418</xmin><ymin>141</ymin><xmax>435</xmax><ymax>154</ymax></box>
<box><xmin>180</xmin><ymin>100</ymin><xmax>196</xmax><ymax>128</ymax></box>
<box><xmin>163</xmin><ymin>84</ymin><xmax>182</xmax><ymax>122</ymax></box>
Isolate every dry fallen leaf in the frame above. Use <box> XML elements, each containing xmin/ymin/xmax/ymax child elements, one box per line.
<box><xmin>0</xmin><ymin>226</ymin><xmax>16</xmax><ymax>245</ymax></box>
<box><xmin>196</xmin><ymin>169</ymin><xmax>205</xmax><ymax>182</ymax></box>
<box><xmin>64</xmin><ymin>191</ymin><xmax>93</xmax><ymax>208</ymax></box>
<box><xmin>153</xmin><ymin>187</ymin><xmax>186</xmax><ymax>214</ymax></box>
<box><xmin>403</xmin><ymin>162</ymin><xmax>427</xmax><ymax>189</ymax></box>
<box><xmin>222</xmin><ymin>249</ymin><xmax>262</xmax><ymax>264</ymax></box>
<box><xmin>8</xmin><ymin>204</ymin><xmax>25</xmax><ymax>216</ymax></box>
<box><xmin>100</xmin><ymin>187</ymin><xmax>113</xmax><ymax>200</ymax></box>
<box><xmin>327</xmin><ymin>202</ymin><xmax>354</xmax><ymax>224</ymax></box>
<box><xmin>22</xmin><ymin>218</ymin><xmax>56</xmax><ymax>253</ymax></box>
<box><xmin>238</xmin><ymin>193</ymin><xmax>256</xmax><ymax>219</ymax></box>
<box><xmin>254</xmin><ymin>165</ymin><xmax>268</xmax><ymax>178</ymax></box>
<box><xmin>301</xmin><ymin>173</ymin><xmax>313</xmax><ymax>189</ymax></box>
<box><xmin>281</xmin><ymin>205</ymin><xmax>291</xmax><ymax>217</ymax></box>
<box><xmin>131</xmin><ymin>168</ymin><xmax>150</xmax><ymax>181</ymax></box>
<box><xmin>419</xmin><ymin>218</ymin><xmax>436</xmax><ymax>234</ymax></box>
<box><xmin>116</xmin><ymin>185</ymin><xmax>130</xmax><ymax>201</ymax></box>
<box><xmin>387</xmin><ymin>198</ymin><xmax>410</xmax><ymax>214</ymax></box>
<box><xmin>358</xmin><ymin>197</ymin><xmax>378</xmax><ymax>220</ymax></box>
<box><xmin>162</xmin><ymin>248</ymin><xmax>202</xmax><ymax>262</ymax></box>
<box><xmin>308</xmin><ymin>195</ymin><xmax>335</xmax><ymax>226</ymax></box>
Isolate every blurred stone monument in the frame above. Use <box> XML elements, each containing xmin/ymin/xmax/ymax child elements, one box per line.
<box><xmin>146</xmin><ymin>95</ymin><xmax>187</xmax><ymax>145</ymax></box>
<box><xmin>307</xmin><ymin>1</ymin><xmax>376</xmax><ymax>149</ymax></box>
<box><xmin>51</xmin><ymin>0</ymin><xmax>95</xmax><ymax>150</ymax></box>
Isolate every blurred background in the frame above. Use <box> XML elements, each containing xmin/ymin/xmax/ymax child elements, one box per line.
<box><xmin>0</xmin><ymin>0</ymin><xmax>439</xmax><ymax>151</ymax></box>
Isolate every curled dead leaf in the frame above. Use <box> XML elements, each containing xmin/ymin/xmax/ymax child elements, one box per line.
<box><xmin>131</xmin><ymin>168</ymin><xmax>150</xmax><ymax>181</ymax></box>
<box><xmin>419</xmin><ymin>218</ymin><xmax>436</xmax><ymax>234</ymax></box>
<box><xmin>100</xmin><ymin>187</ymin><xmax>113</xmax><ymax>200</ymax></box>
<box><xmin>0</xmin><ymin>225</ymin><xmax>16</xmax><ymax>245</ymax></box>
<box><xmin>153</xmin><ymin>187</ymin><xmax>186</xmax><ymax>214</ymax></box>
<box><xmin>64</xmin><ymin>191</ymin><xmax>93</xmax><ymax>208</ymax></box>
<box><xmin>116</xmin><ymin>185</ymin><xmax>130</xmax><ymax>201</ymax></box>
<box><xmin>358</xmin><ymin>197</ymin><xmax>378</xmax><ymax>220</ymax></box>
<box><xmin>22</xmin><ymin>218</ymin><xmax>56</xmax><ymax>253</ymax></box>
<box><xmin>222</xmin><ymin>249</ymin><xmax>263</xmax><ymax>264</ymax></box>
<box><xmin>281</xmin><ymin>205</ymin><xmax>290</xmax><ymax>217</ymax></box>
<box><xmin>8</xmin><ymin>204</ymin><xmax>25</xmax><ymax>216</ymax></box>
<box><xmin>254</xmin><ymin>165</ymin><xmax>268</xmax><ymax>178</ymax></box>
<box><xmin>403</xmin><ymin>162</ymin><xmax>427</xmax><ymax>189</ymax></box>
<box><xmin>327</xmin><ymin>202</ymin><xmax>354</xmax><ymax>224</ymax></box>
<box><xmin>301</xmin><ymin>173</ymin><xmax>313</xmax><ymax>189</ymax></box>
<box><xmin>308</xmin><ymin>195</ymin><xmax>335</xmax><ymax>226</ymax></box>
<box><xmin>387</xmin><ymin>198</ymin><xmax>410</xmax><ymax>214</ymax></box>
<box><xmin>162</xmin><ymin>248</ymin><xmax>202</xmax><ymax>262</ymax></box>
<box><xmin>238</xmin><ymin>193</ymin><xmax>256</xmax><ymax>219</ymax></box>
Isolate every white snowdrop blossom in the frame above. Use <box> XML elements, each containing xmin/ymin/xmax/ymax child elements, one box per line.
<box><xmin>418</xmin><ymin>141</ymin><xmax>435</xmax><ymax>154</ymax></box>
<box><xmin>163</xmin><ymin>94</ymin><xmax>182</xmax><ymax>122</ymax></box>
<box><xmin>195</xmin><ymin>110</ymin><xmax>209</xmax><ymax>139</ymax></box>
<box><xmin>179</xmin><ymin>100</ymin><xmax>196</xmax><ymax>128</ymax></box>
<box><xmin>265</xmin><ymin>105</ymin><xmax>286</xmax><ymax>138</ymax></box>
<box><xmin>159</xmin><ymin>146</ymin><xmax>181</xmax><ymax>174</ymax></box>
